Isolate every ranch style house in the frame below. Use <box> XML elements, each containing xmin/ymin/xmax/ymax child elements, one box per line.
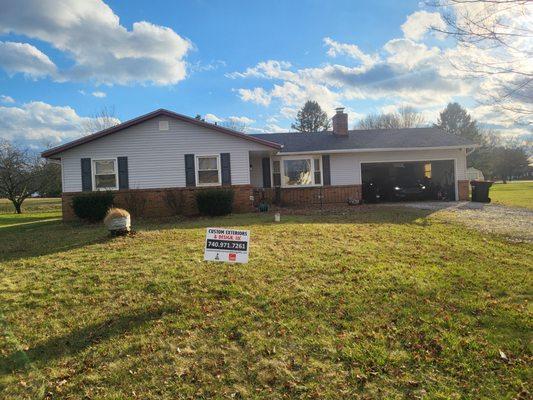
<box><xmin>42</xmin><ymin>108</ymin><xmax>478</xmax><ymax>220</ymax></box>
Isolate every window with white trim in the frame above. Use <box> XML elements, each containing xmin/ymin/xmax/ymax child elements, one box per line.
<box><xmin>196</xmin><ymin>155</ymin><xmax>221</xmax><ymax>186</ymax></box>
<box><xmin>93</xmin><ymin>159</ymin><xmax>118</xmax><ymax>190</ymax></box>
<box><xmin>281</xmin><ymin>157</ymin><xmax>322</xmax><ymax>187</ymax></box>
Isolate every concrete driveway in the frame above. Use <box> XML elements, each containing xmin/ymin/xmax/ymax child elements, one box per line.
<box><xmin>401</xmin><ymin>201</ymin><xmax>533</xmax><ymax>242</ymax></box>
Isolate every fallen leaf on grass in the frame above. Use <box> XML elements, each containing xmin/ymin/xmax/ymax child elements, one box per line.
<box><xmin>499</xmin><ymin>350</ymin><xmax>508</xmax><ymax>361</ymax></box>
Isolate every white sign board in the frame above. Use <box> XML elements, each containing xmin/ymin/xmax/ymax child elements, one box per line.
<box><xmin>204</xmin><ymin>228</ymin><xmax>250</xmax><ymax>263</ymax></box>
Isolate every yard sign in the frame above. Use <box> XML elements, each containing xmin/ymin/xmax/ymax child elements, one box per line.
<box><xmin>204</xmin><ymin>228</ymin><xmax>250</xmax><ymax>263</ymax></box>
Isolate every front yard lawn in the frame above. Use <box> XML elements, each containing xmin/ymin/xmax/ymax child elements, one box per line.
<box><xmin>1</xmin><ymin>209</ymin><xmax>531</xmax><ymax>399</ymax></box>
<box><xmin>490</xmin><ymin>181</ymin><xmax>533</xmax><ymax>210</ymax></box>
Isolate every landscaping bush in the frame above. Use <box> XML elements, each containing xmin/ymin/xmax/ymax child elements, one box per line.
<box><xmin>164</xmin><ymin>190</ymin><xmax>184</xmax><ymax>215</ymax></box>
<box><xmin>195</xmin><ymin>189</ymin><xmax>234</xmax><ymax>216</ymax></box>
<box><xmin>72</xmin><ymin>192</ymin><xmax>114</xmax><ymax>222</ymax></box>
<box><xmin>122</xmin><ymin>190</ymin><xmax>147</xmax><ymax>217</ymax></box>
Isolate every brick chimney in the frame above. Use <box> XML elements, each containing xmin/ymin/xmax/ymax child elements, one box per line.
<box><xmin>332</xmin><ymin>107</ymin><xmax>348</xmax><ymax>136</ymax></box>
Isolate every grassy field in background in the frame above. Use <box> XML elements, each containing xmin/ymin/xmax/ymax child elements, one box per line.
<box><xmin>0</xmin><ymin>197</ymin><xmax>62</xmax><ymax>214</ymax></box>
<box><xmin>1</xmin><ymin>208</ymin><xmax>531</xmax><ymax>399</ymax></box>
<box><xmin>490</xmin><ymin>181</ymin><xmax>533</xmax><ymax>210</ymax></box>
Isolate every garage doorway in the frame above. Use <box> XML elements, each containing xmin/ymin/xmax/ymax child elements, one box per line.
<box><xmin>361</xmin><ymin>160</ymin><xmax>456</xmax><ymax>202</ymax></box>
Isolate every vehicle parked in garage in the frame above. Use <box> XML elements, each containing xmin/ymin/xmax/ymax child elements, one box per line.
<box><xmin>386</xmin><ymin>178</ymin><xmax>431</xmax><ymax>201</ymax></box>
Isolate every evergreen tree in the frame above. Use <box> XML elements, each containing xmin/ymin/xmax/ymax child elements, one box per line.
<box><xmin>435</xmin><ymin>103</ymin><xmax>482</xmax><ymax>142</ymax></box>
<box><xmin>291</xmin><ymin>101</ymin><xmax>331</xmax><ymax>133</ymax></box>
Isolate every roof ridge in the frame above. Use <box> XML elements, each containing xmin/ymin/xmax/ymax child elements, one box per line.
<box><xmin>42</xmin><ymin>108</ymin><xmax>281</xmax><ymax>158</ymax></box>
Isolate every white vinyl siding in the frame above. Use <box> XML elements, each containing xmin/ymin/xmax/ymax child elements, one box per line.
<box><xmin>329</xmin><ymin>148</ymin><xmax>468</xmax><ymax>186</ymax></box>
<box><xmin>330</xmin><ymin>154</ymin><xmax>358</xmax><ymax>185</ymax></box>
<box><xmin>248</xmin><ymin>148</ymin><xmax>468</xmax><ymax>190</ymax></box>
<box><xmin>58</xmin><ymin>116</ymin><xmax>273</xmax><ymax>192</ymax></box>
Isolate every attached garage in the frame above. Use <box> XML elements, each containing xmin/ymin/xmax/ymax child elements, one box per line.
<box><xmin>361</xmin><ymin>159</ymin><xmax>456</xmax><ymax>202</ymax></box>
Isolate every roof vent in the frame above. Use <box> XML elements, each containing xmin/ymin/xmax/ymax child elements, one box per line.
<box><xmin>159</xmin><ymin>120</ymin><xmax>169</xmax><ymax>131</ymax></box>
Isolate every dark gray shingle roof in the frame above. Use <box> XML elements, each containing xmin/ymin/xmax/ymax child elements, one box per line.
<box><xmin>250</xmin><ymin>127</ymin><xmax>477</xmax><ymax>153</ymax></box>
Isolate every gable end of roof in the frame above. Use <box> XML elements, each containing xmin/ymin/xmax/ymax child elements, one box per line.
<box><xmin>41</xmin><ymin>109</ymin><xmax>281</xmax><ymax>158</ymax></box>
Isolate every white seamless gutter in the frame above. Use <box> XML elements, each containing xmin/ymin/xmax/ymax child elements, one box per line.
<box><xmin>276</xmin><ymin>144</ymin><xmax>479</xmax><ymax>156</ymax></box>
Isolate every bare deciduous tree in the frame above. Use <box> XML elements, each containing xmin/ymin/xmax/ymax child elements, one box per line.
<box><xmin>81</xmin><ymin>106</ymin><xmax>120</xmax><ymax>135</ymax></box>
<box><xmin>357</xmin><ymin>106</ymin><xmax>426</xmax><ymax>129</ymax></box>
<box><xmin>428</xmin><ymin>0</ymin><xmax>532</xmax><ymax>122</ymax></box>
<box><xmin>0</xmin><ymin>140</ymin><xmax>46</xmax><ymax>213</ymax></box>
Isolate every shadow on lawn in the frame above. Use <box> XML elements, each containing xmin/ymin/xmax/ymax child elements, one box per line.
<box><xmin>0</xmin><ymin>305</ymin><xmax>176</xmax><ymax>375</ymax></box>
<box><xmin>0</xmin><ymin>218</ymin><xmax>111</xmax><ymax>262</ymax></box>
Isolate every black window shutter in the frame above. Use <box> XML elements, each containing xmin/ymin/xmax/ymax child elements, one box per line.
<box><xmin>322</xmin><ymin>155</ymin><xmax>331</xmax><ymax>186</ymax></box>
<box><xmin>81</xmin><ymin>158</ymin><xmax>92</xmax><ymax>191</ymax></box>
<box><xmin>118</xmin><ymin>156</ymin><xmax>129</xmax><ymax>190</ymax></box>
<box><xmin>221</xmin><ymin>153</ymin><xmax>231</xmax><ymax>185</ymax></box>
<box><xmin>261</xmin><ymin>157</ymin><xmax>271</xmax><ymax>188</ymax></box>
<box><xmin>185</xmin><ymin>154</ymin><xmax>196</xmax><ymax>187</ymax></box>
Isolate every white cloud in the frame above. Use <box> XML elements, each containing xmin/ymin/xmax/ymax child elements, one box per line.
<box><xmin>231</xmin><ymin>55</ymin><xmax>466</xmax><ymax>116</ymax></box>
<box><xmin>228</xmin><ymin>9</ymin><xmax>494</xmax><ymax>124</ymax></box>
<box><xmin>237</xmin><ymin>87</ymin><xmax>272</xmax><ymax>106</ymax></box>
<box><xmin>265</xmin><ymin>123</ymin><xmax>287</xmax><ymax>133</ymax></box>
<box><xmin>383</xmin><ymin>38</ymin><xmax>440</xmax><ymax>70</ymax></box>
<box><xmin>0</xmin><ymin>95</ymin><xmax>15</xmax><ymax>104</ymax></box>
<box><xmin>323</xmin><ymin>37</ymin><xmax>379</xmax><ymax>69</ymax></box>
<box><xmin>203</xmin><ymin>113</ymin><xmax>255</xmax><ymax>127</ymax></box>
<box><xmin>228</xmin><ymin>116</ymin><xmax>255</xmax><ymax>125</ymax></box>
<box><xmin>226</xmin><ymin>60</ymin><xmax>293</xmax><ymax>80</ymax></box>
<box><xmin>92</xmin><ymin>91</ymin><xmax>106</xmax><ymax>98</ymax></box>
<box><xmin>0</xmin><ymin>101</ymin><xmax>120</xmax><ymax>144</ymax></box>
<box><xmin>0</xmin><ymin>0</ymin><xmax>192</xmax><ymax>85</ymax></box>
<box><xmin>190</xmin><ymin>60</ymin><xmax>226</xmax><ymax>73</ymax></box>
<box><xmin>0</xmin><ymin>41</ymin><xmax>57</xmax><ymax>79</ymax></box>
<box><xmin>248</xmin><ymin>123</ymin><xmax>288</xmax><ymax>133</ymax></box>
<box><xmin>401</xmin><ymin>11</ymin><xmax>446</xmax><ymax>41</ymax></box>
<box><xmin>204</xmin><ymin>113</ymin><xmax>223</xmax><ymax>123</ymax></box>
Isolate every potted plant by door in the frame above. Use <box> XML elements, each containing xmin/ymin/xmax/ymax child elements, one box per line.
<box><xmin>104</xmin><ymin>208</ymin><xmax>131</xmax><ymax>236</ymax></box>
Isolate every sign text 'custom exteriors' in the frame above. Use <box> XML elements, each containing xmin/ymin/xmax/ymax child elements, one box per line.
<box><xmin>204</xmin><ymin>228</ymin><xmax>250</xmax><ymax>263</ymax></box>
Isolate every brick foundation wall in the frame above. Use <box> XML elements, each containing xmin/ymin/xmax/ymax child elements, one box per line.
<box><xmin>61</xmin><ymin>185</ymin><xmax>254</xmax><ymax>221</ymax></box>
<box><xmin>458</xmin><ymin>180</ymin><xmax>469</xmax><ymax>201</ymax></box>
<box><xmin>255</xmin><ymin>185</ymin><xmax>362</xmax><ymax>207</ymax></box>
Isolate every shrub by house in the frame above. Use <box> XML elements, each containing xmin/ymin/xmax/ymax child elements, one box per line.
<box><xmin>196</xmin><ymin>189</ymin><xmax>234</xmax><ymax>216</ymax></box>
<box><xmin>72</xmin><ymin>192</ymin><xmax>114</xmax><ymax>222</ymax></box>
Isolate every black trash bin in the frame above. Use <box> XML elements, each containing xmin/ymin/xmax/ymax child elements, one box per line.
<box><xmin>470</xmin><ymin>180</ymin><xmax>494</xmax><ymax>203</ymax></box>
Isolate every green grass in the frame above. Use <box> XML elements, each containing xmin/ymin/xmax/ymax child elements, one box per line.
<box><xmin>0</xmin><ymin>197</ymin><xmax>62</xmax><ymax>214</ymax></box>
<box><xmin>490</xmin><ymin>181</ymin><xmax>533</xmax><ymax>210</ymax></box>
<box><xmin>0</xmin><ymin>209</ymin><xmax>531</xmax><ymax>399</ymax></box>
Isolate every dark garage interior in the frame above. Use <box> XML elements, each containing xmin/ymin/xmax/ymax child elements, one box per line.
<box><xmin>361</xmin><ymin>160</ymin><xmax>456</xmax><ymax>202</ymax></box>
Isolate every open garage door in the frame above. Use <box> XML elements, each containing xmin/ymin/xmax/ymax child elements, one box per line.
<box><xmin>361</xmin><ymin>160</ymin><xmax>456</xmax><ymax>202</ymax></box>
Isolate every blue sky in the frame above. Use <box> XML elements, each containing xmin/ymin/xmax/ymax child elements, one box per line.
<box><xmin>0</xmin><ymin>0</ymin><xmax>528</xmax><ymax>149</ymax></box>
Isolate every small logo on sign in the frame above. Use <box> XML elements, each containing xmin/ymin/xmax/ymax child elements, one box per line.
<box><xmin>229</xmin><ymin>253</ymin><xmax>236</xmax><ymax>261</ymax></box>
